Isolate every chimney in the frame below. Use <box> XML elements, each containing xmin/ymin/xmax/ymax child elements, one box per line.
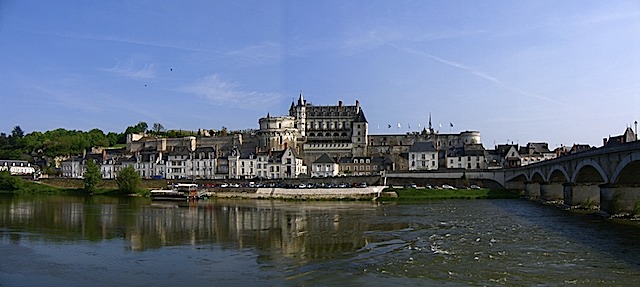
<box><xmin>338</xmin><ymin>100</ymin><xmax>343</xmax><ymax>108</ymax></box>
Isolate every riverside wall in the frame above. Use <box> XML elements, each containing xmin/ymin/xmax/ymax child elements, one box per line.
<box><xmin>210</xmin><ymin>186</ymin><xmax>387</xmax><ymax>200</ymax></box>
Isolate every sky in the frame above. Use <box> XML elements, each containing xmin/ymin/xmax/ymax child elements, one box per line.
<box><xmin>1</xmin><ymin>1</ymin><xmax>639</xmax><ymax>148</ymax></box>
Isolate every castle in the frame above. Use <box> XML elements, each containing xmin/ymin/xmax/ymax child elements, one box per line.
<box><xmin>257</xmin><ymin>94</ymin><xmax>369</xmax><ymax>164</ymax></box>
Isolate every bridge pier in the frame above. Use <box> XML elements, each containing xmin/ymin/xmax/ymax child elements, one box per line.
<box><xmin>505</xmin><ymin>181</ymin><xmax>525</xmax><ymax>194</ymax></box>
<box><xmin>524</xmin><ymin>182</ymin><xmax>540</xmax><ymax>199</ymax></box>
<box><xmin>540</xmin><ymin>183</ymin><xmax>563</xmax><ymax>202</ymax></box>
<box><xmin>563</xmin><ymin>183</ymin><xmax>600</xmax><ymax>208</ymax></box>
<box><xmin>600</xmin><ymin>185</ymin><xmax>640</xmax><ymax>216</ymax></box>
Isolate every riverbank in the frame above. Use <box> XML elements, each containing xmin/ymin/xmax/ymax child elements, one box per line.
<box><xmin>204</xmin><ymin>186</ymin><xmax>520</xmax><ymax>201</ymax></box>
<box><xmin>377</xmin><ymin>187</ymin><xmax>521</xmax><ymax>201</ymax></box>
<box><xmin>210</xmin><ymin>186</ymin><xmax>387</xmax><ymax>200</ymax></box>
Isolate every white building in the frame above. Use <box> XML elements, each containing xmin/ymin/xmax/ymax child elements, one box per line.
<box><xmin>61</xmin><ymin>156</ymin><xmax>84</xmax><ymax>178</ymax></box>
<box><xmin>408</xmin><ymin>142</ymin><xmax>439</xmax><ymax>171</ymax></box>
<box><xmin>446</xmin><ymin>144</ymin><xmax>487</xmax><ymax>170</ymax></box>
<box><xmin>311</xmin><ymin>153</ymin><xmax>339</xmax><ymax>177</ymax></box>
<box><xmin>228</xmin><ymin>149</ymin><xmax>257</xmax><ymax>179</ymax></box>
<box><xmin>1</xmin><ymin>160</ymin><xmax>36</xmax><ymax>176</ymax></box>
<box><xmin>254</xmin><ymin>146</ymin><xmax>306</xmax><ymax>179</ymax></box>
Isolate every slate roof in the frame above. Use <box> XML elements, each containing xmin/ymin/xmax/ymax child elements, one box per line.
<box><xmin>313</xmin><ymin>153</ymin><xmax>336</xmax><ymax>164</ymax></box>
<box><xmin>409</xmin><ymin>142</ymin><xmax>436</xmax><ymax>153</ymax></box>
<box><xmin>354</xmin><ymin>110</ymin><xmax>368</xmax><ymax>123</ymax></box>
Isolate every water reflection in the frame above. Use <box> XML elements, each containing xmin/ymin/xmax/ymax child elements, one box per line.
<box><xmin>0</xmin><ymin>195</ymin><xmax>377</xmax><ymax>257</ymax></box>
<box><xmin>2</xmin><ymin>194</ymin><xmax>640</xmax><ymax>286</ymax></box>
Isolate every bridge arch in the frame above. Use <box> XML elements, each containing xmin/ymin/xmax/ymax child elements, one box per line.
<box><xmin>505</xmin><ymin>171</ymin><xmax>529</xmax><ymax>183</ymax></box>
<box><xmin>530</xmin><ymin>172</ymin><xmax>545</xmax><ymax>183</ymax></box>
<box><xmin>571</xmin><ymin>159</ymin><xmax>608</xmax><ymax>184</ymax></box>
<box><xmin>547</xmin><ymin>167</ymin><xmax>570</xmax><ymax>183</ymax></box>
<box><xmin>610</xmin><ymin>153</ymin><xmax>640</xmax><ymax>185</ymax></box>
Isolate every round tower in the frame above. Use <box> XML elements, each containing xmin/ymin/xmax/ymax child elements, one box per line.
<box><xmin>460</xmin><ymin>131</ymin><xmax>481</xmax><ymax>145</ymax></box>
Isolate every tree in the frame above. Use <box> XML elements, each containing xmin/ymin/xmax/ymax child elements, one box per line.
<box><xmin>83</xmin><ymin>160</ymin><xmax>101</xmax><ymax>194</ymax></box>
<box><xmin>125</xmin><ymin>122</ymin><xmax>148</xmax><ymax>135</ymax></box>
<box><xmin>11</xmin><ymin>126</ymin><xmax>24</xmax><ymax>139</ymax></box>
<box><xmin>152</xmin><ymin>123</ymin><xmax>165</xmax><ymax>133</ymax></box>
<box><xmin>0</xmin><ymin>170</ymin><xmax>23</xmax><ymax>191</ymax></box>
<box><xmin>115</xmin><ymin>166</ymin><xmax>141</xmax><ymax>194</ymax></box>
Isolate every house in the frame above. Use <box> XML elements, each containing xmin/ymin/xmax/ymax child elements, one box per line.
<box><xmin>61</xmin><ymin>156</ymin><xmax>84</xmax><ymax>178</ymax></box>
<box><xmin>603</xmin><ymin>127</ymin><xmax>637</xmax><ymax>147</ymax></box>
<box><xmin>408</xmin><ymin>142</ymin><xmax>438</xmax><ymax>171</ymax></box>
<box><xmin>494</xmin><ymin>144</ymin><xmax>521</xmax><ymax>168</ymax></box>
<box><xmin>445</xmin><ymin>144</ymin><xmax>487</xmax><ymax>170</ymax></box>
<box><xmin>311</xmin><ymin>153</ymin><xmax>339</xmax><ymax>177</ymax></box>
<box><xmin>165</xmin><ymin>147</ymin><xmax>191</xmax><ymax>180</ymax></box>
<box><xmin>0</xmin><ymin>160</ymin><xmax>36</xmax><ymax>176</ymax></box>
<box><xmin>231</xmin><ymin>146</ymin><xmax>305</xmax><ymax>179</ymax></box>
<box><xmin>192</xmin><ymin>147</ymin><xmax>216</xmax><ymax>179</ymax></box>
<box><xmin>228</xmin><ymin>148</ymin><xmax>257</xmax><ymax>179</ymax></box>
<box><xmin>338</xmin><ymin>156</ymin><xmax>393</xmax><ymax>176</ymax></box>
<box><xmin>519</xmin><ymin>142</ymin><xmax>556</xmax><ymax>166</ymax></box>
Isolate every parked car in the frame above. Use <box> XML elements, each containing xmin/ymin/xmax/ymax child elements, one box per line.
<box><xmin>442</xmin><ymin>184</ymin><xmax>455</xmax><ymax>190</ymax></box>
<box><xmin>470</xmin><ymin>185</ymin><xmax>481</xmax><ymax>189</ymax></box>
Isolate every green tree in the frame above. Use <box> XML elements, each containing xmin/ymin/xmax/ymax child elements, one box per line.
<box><xmin>83</xmin><ymin>160</ymin><xmax>101</xmax><ymax>193</ymax></box>
<box><xmin>115</xmin><ymin>166</ymin><xmax>141</xmax><ymax>194</ymax></box>
<box><xmin>11</xmin><ymin>126</ymin><xmax>24</xmax><ymax>139</ymax></box>
<box><xmin>0</xmin><ymin>170</ymin><xmax>23</xmax><ymax>191</ymax></box>
<box><xmin>125</xmin><ymin>122</ymin><xmax>148</xmax><ymax>135</ymax></box>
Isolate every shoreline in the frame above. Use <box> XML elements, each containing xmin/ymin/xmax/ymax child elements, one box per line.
<box><xmin>208</xmin><ymin>186</ymin><xmax>388</xmax><ymax>200</ymax></box>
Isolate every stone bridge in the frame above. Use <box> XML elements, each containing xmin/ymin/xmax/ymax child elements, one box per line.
<box><xmin>503</xmin><ymin>141</ymin><xmax>640</xmax><ymax>215</ymax></box>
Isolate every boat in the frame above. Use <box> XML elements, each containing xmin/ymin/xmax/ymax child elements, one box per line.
<box><xmin>150</xmin><ymin>183</ymin><xmax>207</xmax><ymax>201</ymax></box>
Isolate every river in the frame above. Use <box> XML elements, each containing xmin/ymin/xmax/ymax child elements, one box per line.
<box><xmin>1</xmin><ymin>194</ymin><xmax>639</xmax><ymax>286</ymax></box>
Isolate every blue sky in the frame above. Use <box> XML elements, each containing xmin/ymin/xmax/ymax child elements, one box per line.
<box><xmin>1</xmin><ymin>1</ymin><xmax>639</xmax><ymax>148</ymax></box>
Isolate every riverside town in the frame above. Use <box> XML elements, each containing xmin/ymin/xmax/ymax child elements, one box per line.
<box><xmin>2</xmin><ymin>95</ymin><xmax>640</xmax><ymax>215</ymax></box>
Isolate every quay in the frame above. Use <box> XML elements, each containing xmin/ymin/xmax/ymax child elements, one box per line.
<box><xmin>206</xmin><ymin>186</ymin><xmax>388</xmax><ymax>200</ymax></box>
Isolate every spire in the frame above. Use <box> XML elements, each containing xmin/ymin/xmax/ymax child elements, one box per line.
<box><xmin>266</xmin><ymin>112</ymin><xmax>270</xmax><ymax>118</ymax></box>
<box><xmin>428</xmin><ymin>113</ymin><xmax>433</xmax><ymax>131</ymax></box>
<box><xmin>297</xmin><ymin>91</ymin><xmax>304</xmax><ymax>106</ymax></box>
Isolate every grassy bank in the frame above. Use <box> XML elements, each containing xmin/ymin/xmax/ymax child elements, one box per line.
<box><xmin>379</xmin><ymin>187</ymin><xmax>520</xmax><ymax>201</ymax></box>
<box><xmin>1</xmin><ymin>178</ymin><xmax>145</xmax><ymax>197</ymax></box>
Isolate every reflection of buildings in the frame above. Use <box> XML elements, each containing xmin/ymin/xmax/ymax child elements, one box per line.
<box><xmin>0</xmin><ymin>197</ymin><xmax>372</xmax><ymax>257</ymax></box>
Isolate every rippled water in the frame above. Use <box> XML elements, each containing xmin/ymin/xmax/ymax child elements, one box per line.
<box><xmin>1</xmin><ymin>194</ymin><xmax>639</xmax><ymax>286</ymax></box>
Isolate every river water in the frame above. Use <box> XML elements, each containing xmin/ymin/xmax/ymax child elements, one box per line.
<box><xmin>1</xmin><ymin>194</ymin><xmax>640</xmax><ymax>286</ymax></box>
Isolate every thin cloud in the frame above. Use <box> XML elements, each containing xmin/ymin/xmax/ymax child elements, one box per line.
<box><xmin>102</xmin><ymin>59</ymin><xmax>157</xmax><ymax>80</ymax></box>
<box><xmin>43</xmin><ymin>30</ymin><xmax>210</xmax><ymax>53</ymax></box>
<box><xmin>181</xmin><ymin>74</ymin><xmax>283</xmax><ymax>110</ymax></box>
<box><xmin>226</xmin><ymin>42</ymin><xmax>283</xmax><ymax>66</ymax></box>
<box><xmin>425</xmin><ymin>54</ymin><xmax>566</xmax><ymax>107</ymax></box>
